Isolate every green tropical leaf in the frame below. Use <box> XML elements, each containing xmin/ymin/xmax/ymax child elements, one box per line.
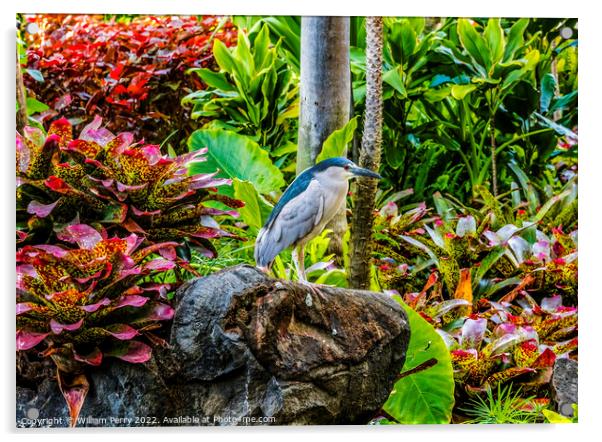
<box><xmin>484</xmin><ymin>18</ymin><xmax>505</xmax><ymax>65</ymax></box>
<box><xmin>25</xmin><ymin>97</ymin><xmax>49</xmax><ymax>115</ymax></box>
<box><xmin>191</xmin><ymin>68</ymin><xmax>235</xmax><ymax>91</ymax></box>
<box><xmin>383</xmin><ymin>299</ymin><xmax>455</xmax><ymax>424</ymax></box>
<box><xmin>212</xmin><ymin>39</ymin><xmax>237</xmax><ymax>74</ymax></box>
<box><xmin>540</xmin><ymin>73</ymin><xmax>557</xmax><ymax>114</ymax></box>
<box><xmin>383</xmin><ymin>67</ymin><xmax>407</xmax><ymax>97</ymax></box>
<box><xmin>316</xmin><ymin>116</ymin><xmax>359</xmax><ymax>162</ymax></box>
<box><xmin>188</xmin><ymin>129</ymin><xmax>285</xmax><ymax>194</ymax></box>
<box><xmin>503</xmin><ymin>18</ymin><xmax>529</xmax><ymax>62</ymax></box>
<box><xmin>232</xmin><ymin>179</ymin><xmax>273</xmax><ymax>229</ymax></box>
<box><xmin>457</xmin><ymin>19</ymin><xmax>491</xmax><ymax>71</ymax></box>
<box><xmin>451</xmin><ymin>84</ymin><xmax>477</xmax><ymax>100</ymax></box>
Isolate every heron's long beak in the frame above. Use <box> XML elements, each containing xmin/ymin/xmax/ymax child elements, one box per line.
<box><xmin>351</xmin><ymin>166</ymin><xmax>382</xmax><ymax>180</ymax></box>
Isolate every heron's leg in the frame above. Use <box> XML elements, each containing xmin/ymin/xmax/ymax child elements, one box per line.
<box><xmin>292</xmin><ymin>243</ymin><xmax>307</xmax><ymax>282</ymax></box>
<box><xmin>292</xmin><ymin>243</ymin><xmax>328</xmax><ymax>304</ymax></box>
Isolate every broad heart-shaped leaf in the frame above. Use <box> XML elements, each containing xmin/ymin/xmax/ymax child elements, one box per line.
<box><xmin>383</xmin><ymin>298</ymin><xmax>455</xmax><ymax>424</ymax></box>
<box><xmin>232</xmin><ymin>179</ymin><xmax>273</xmax><ymax>230</ymax></box>
<box><xmin>316</xmin><ymin>117</ymin><xmax>359</xmax><ymax>163</ymax></box>
<box><xmin>188</xmin><ymin>129</ymin><xmax>284</xmax><ymax>194</ymax></box>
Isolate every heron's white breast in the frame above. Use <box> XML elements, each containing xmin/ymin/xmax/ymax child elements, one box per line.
<box><xmin>313</xmin><ymin>168</ymin><xmax>349</xmax><ymax>228</ymax></box>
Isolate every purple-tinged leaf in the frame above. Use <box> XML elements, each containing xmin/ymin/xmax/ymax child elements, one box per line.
<box><xmin>32</xmin><ymin>244</ymin><xmax>68</xmax><ymax>258</ymax></box>
<box><xmin>158</xmin><ymin>246</ymin><xmax>177</xmax><ymax>261</ymax></box>
<box><xmin>50</xmin><ymin>318</ymin><xmax>84</xmax><ymax>334</ymax></box>
<box><xmin>16</xmin><ymin>302</ymin><xmax>34</xmax><ymax>315</ymax></box>
<box><xmin>541</xmin><ymin>295</ymin><xmax>563</xmax><ymax>312</ymax></box>
<box><xmin>456</xmin><ymin>215</ymin><xmax>477</xmax><ymax>238</ymax></box>
<box><xmin>115</xmin><ymin>295</ymin><xmax>149</xmax><ymax>309</ymax></box>
<box><xmin>57</xmin><ymin>224</ymin><xmax>103</xmax><ymax>249</ymax></box>
<box><xmin>73</xmin><ymin>347</ymin><xmax>103</xmax><ymax>366</ymax></box>
<box><xmin>125</xmin><ymin>233</ymin><xmax>144</xmax><ymax>254</ymax></box>
<box><xmin>27</xmin><ymin>200</ymin><xmax>59</xmax><ymax>218</ymax></box>
<box><xmin>116</xmin><ymin>181</ymin><xmax>148</xmax><ymax>193</ymax></box>
<box><xmin>493</xmin><ymin>322</ymin><xmax>516</xmax><ymax>337</ymax></box>
<box><xmin>16</xmin><ymin>263</ymin><xmax>38</xmax><ymax>277</ymax></box>
<box><xmin>105</xmin><ymin>324</ymin><xmax>139</xmax><ymax>340</ymax></box>
<box><xmin>79</xmin><ymin>298</ymin><xmax>111</xmax><ymax>313</ymax></box>
<box><xmin>16</xmin><ymin>330</ymin><xmax>49</xmax><ymax>350</ymax></box>
<box><xmin>460</xmin><ymin>318</ymin><xmax>487</xmax><ymax>349</ymax></box>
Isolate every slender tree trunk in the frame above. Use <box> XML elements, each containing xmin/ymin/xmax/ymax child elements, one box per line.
<box><xmin>489</xmin><ymin>115</ymin><xmax>498</xmax><ymax>197</ymax></box>
<box><xmin>16</xmin><ymin>51</ymin><xmax>28</xmax><ymax>133</ymax></box>
<box><xmin>349</xmin><ymin>17</ymin><xmax>383</xmax><ymax>290</ymax></box>
<box><xmin>297</xmin><ymin>17</ymin><xmax>351</xmax><ymax>261</ymax></box>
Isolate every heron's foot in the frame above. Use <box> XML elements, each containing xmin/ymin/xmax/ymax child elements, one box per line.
<box><xmin>296</xmin><ymin>279</ymin><xmax>329</xmax><ymax>306</ymax></box>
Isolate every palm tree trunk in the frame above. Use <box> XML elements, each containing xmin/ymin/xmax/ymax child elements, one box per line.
<box><xmin>297</xmin><ymin>17</ymin><xmax>350</xmax><ymax>262</ymax></box>
<box><xmin>349</xmin><ymin>17</ymin><xmax>383</xmax><ymax>290</ymax></box>
<box><xmin>16</xmin><ymin>51</ymin><xmax>28</xmax><ymax>133</ymax></box>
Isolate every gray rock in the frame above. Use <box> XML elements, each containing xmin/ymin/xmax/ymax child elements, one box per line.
<box><xmin>16</xmin><ymin>265</ymin><xmax>410</xmax><ymax>427</ymax></box>
<box><xmin>551</xmin><ymin>358</ymin><xmax>578</xmax><ymax>417</ymax></box>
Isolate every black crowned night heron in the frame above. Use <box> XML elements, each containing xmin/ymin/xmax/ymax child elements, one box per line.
<box><xmin>254</xmin><ymin>157</ymin><xmax>382</xmax><ymax>282</ymax></box>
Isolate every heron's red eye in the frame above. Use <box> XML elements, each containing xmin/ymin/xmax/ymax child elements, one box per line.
<box><xmin>344</xmin><ymin>165</ymin><xmax>350</xmax><ymax>171</ymax></box>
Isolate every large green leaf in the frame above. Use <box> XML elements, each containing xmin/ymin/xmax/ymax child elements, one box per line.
<box><xmin>540</xmin><ymin>73</ymin><xmax>558</xmax><ymax>113</ymax></box>
<box><xmin>484</xmin><ymin>18</ymin><xmax>505</xmax><ymax>65</ymax></box>
<box><xmin>383</xmin><ymin>299</ymin><xmax>455</xmax><ymax>424</ymax></box>
<box><xmin>457</xmin><ymin>19</ymin><xmax>491</xmax><ymax>71</ymax></box>
<box><xmin>316</xmin><ymin>116</ymin><xmax>359</xmax><ymax>163</ymax></box>
<box><xmin>503</xmin><ymin>18</ymin><xmax>529</xmax><ymax>62</ymax></box>
<box><xmin>191</xmin><ymin>68</ymin><xmax>235</xmax><ymax>91</ymax></box>
<box><xmin>232</xmin><ymin>179</ymin><xmax>273</xmax><ymax>229</ymax></box>
<box><xmin>188</xmin><ymin>129</ymin><xmax>285</xmax><ymax>194</ymax></box>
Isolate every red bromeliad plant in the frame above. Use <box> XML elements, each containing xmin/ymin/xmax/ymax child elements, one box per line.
<box><xmin>22</xmin><ymin>14</ymin><xmax>237</xmax><ymax>149</ymax></box>
<box><xmin>16</xmin><ymin>224</ymin><xmax>177</xmax><ymax>425</ymax></box>
<box><xmin>17</xmin><ymin>117</ymin><xmax>243</xmax><ymax>261</ymax></box>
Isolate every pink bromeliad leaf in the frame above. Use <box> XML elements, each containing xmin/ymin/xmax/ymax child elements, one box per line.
<box><xmin>33</xmin><ymin>244</ymin><xmax>69</xmax><ymax>258</ymax></box>
<box><xmin>115</xmin><ymin>295</ymin><xmax>149</xmax><ymax>309</ymax></box>
<box><xmin>79</xmin><ymin>298</ymin><xmax>111</xmax><ymax>313</ymax></box>
<box><xmin>144</xmin><ymin>259</ymin><xmax>176</xmax><ymax>272</ymax></box>
<box><xmin>57</xmin><ymin>224</ymin><xmax>103</xmax><ymax>249</ymax></box>
<box><xmin>16</xmin><ymin>330</ymin><xmax>49</xmax><ymax>350</ymax></box>
<box><xmin>50</xmin><ymin>318</ymin><xmax>84</xmax><ymax>334</ymax></box>
<box><xmin>27</xmin><ymin>200</ymin><xmax>59</xmax><ymax>218</ymax></box>
<box><xmin>16</xmin><ymin>302</ymin><xmax>34</xmax><ymax>315</ymax></box>
<box><xmin>147</xmin><ymin>303</ymin><xmax>175</xmax><ymax>321</ymax></box>
<box><xmin>105</xmin><ymin>324</ymin><xmax>139</xmax><ymax>340</ymax></box>
<box><xmin>107</xmin><ymin>340</ymin><xmax>152</xmax><ymax>363</ymax></box>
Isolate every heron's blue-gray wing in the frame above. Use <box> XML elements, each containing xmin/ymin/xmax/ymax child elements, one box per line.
<box><xmin>254</xmin><ymin>179</ymin><xmax>324</xmax><ymax>267</ymax></box>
